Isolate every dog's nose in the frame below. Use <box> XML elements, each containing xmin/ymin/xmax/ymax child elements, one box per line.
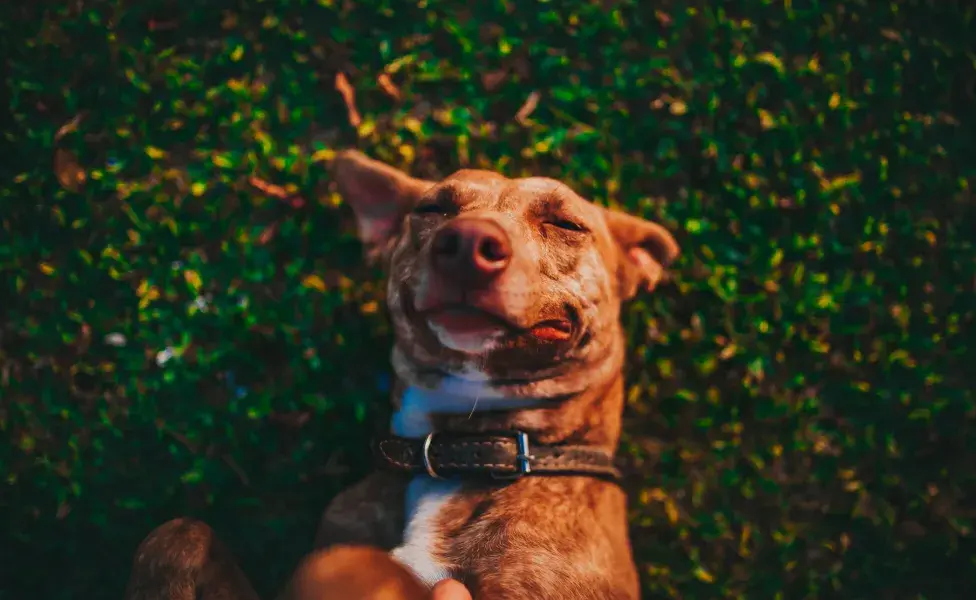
<box><xmin>431</xmin><ymin>218</ymin><xmax>512</xmax><ymax>284</ymax></box>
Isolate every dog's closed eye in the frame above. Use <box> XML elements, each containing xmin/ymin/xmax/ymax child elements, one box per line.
<box><xmin>545</xmin><ymin>218</ymin><xmax>588</xmax><ymax>233</ymax></box>
<box><xmin>414</xmin><ymin>188</ymin><xmax>461</xmax><ymax>217</ymax></box>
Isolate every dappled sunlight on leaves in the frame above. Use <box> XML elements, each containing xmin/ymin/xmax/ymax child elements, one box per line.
<box><xmin>1</xmin><ymin>1</ymin><xmax>975</xmax><ymax>599</ymax></box>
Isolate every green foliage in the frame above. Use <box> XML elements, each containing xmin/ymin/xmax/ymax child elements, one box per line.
<box><xmin>2</xmin><ymin>1</ymin><xmax>975</xmax><ymax>598</ymax></box>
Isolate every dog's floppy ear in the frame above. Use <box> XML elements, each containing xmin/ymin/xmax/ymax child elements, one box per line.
<box><xmin>332</xmin><ymin>150</ymin><xmax>434</xmax><ymax>255</ymax></box>
<box><xmin>604</xmin><ymin>208</ymin><xmax>680</xmax><ymax>299</ymax></box>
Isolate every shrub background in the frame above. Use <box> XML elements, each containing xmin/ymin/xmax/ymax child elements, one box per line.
<box><xmin>2</xmin><ymin>1</ymin><xmax>975</xmax><ymax>598</ymax></box>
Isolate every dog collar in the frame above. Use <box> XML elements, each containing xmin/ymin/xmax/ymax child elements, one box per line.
<box><xmin>373</xmin><ymin>430</ymin><xmax>622</xmax><ymax>482</ymax></box>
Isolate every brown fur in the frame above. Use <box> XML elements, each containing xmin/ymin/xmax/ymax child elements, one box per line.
<box><xmin>122</xmin><ymin>151</ymin><xmax>679</xmax><ymax>599</ymax></box>
<box><xmin>434</xmin><ymin>478</ymin><xmax>637</xmax><ymax>599</ymax></box>
<box><xmin>313</xmin><ymin>470</ymin><xmax>410</xmax><ymax>551</ymax></box>
<box><xmin>319</xmin><ymin>151</ymin><xmax>679</xmax><ymax>598</ymax></box>
<box><xmin>124</xmin><ymin>518</ymin><xmax>259</xmax><ymax>600</ymax></box>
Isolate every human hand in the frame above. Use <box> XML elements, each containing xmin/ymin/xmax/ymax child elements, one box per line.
<box><xmin>285</xmin><ymin>546</ymin><xmax>474</xmax><ymax>600</ymax></box>
<box><xmin>430</xmin><ymin>579</ymin><xmax>473</xmax><ymax>600</ymax></box>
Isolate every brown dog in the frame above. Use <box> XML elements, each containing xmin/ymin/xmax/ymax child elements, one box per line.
<box><xmin>123</xmin><ymin>151</ymin><xmax>679</xmax><ymax>599</ymax></box>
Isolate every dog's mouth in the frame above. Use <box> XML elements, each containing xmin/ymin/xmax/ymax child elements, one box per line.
<box><xmin>398</xmin><ymin>283</ymin><xmax>582</xmax><ymax>359</ymax></box>
<box><xmin>423</xmin><ymin>305</ymin><xmax>574</xmax><ymax>342</ymax></box>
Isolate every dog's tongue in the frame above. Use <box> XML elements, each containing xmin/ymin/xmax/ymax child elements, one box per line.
<box><xmin>529</xmin><ymin>321</ymin><xmax>573</xmax><ymax>342</ymax></box>
<box><xmin>430</xmin><ymin>310</ymin><xmax>572</xmax><ymax>342</ymax></box>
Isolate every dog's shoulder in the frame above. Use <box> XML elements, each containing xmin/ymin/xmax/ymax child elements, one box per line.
<box><xmin>314</xmin><ymin>470</ymin><xmax>412</xmax><ymax>550</ymax></box>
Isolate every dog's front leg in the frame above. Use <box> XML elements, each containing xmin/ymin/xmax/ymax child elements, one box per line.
<box><xmin>313</xmin><ymin>470</ymin><xmax>411</xmax><ymax>551</ymax></box>
<box><xmin>123</xmin><ymin>518</ymin><xmax>259</xmax><ymax>600</ymax></box>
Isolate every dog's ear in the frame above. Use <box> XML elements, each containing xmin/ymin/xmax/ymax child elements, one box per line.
<box><xmin>332</xmin><ymin>150</ymin><xmax>434</xmax><ymax>256</ymax></box>
<box><xmin>604</xmin><ymin>208</ymin><xmax>680</xmax><ymax>299</ymax></box>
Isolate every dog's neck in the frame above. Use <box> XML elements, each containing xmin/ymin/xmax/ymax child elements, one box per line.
<box><xmin>389</xmin><ymin>334</ymin><xmax>627</xmax><ymax>452</ymax></box>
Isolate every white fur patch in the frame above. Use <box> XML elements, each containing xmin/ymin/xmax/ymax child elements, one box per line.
<box><xmin>391</xmin><ymin>476</ymin><xmax>462</xmax><ymax>588</ymax></box>
<box><xmin>389</xmin><ymin>381</ymin><xmax>544</xmax><ymax>587</ymax></box>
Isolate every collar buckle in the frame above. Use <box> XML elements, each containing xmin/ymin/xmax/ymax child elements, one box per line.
<box><xmin>421</xmin><ymin>432</ymin><xmax>443</xmax><ymax>479</ymax></box>
<box><xmin>490</xmin><ymin>431</ymin><xmax>535</xmax><ymax>480</ymax></box>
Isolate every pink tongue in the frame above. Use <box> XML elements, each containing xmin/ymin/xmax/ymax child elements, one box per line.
<box><xmin>530</xmin><ymin>323</ymin><xmax>572</xmax><ymax>341</ymax></box>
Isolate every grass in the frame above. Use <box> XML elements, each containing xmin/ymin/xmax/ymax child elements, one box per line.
<box><xmin>1</xmin><ymin>1</ymin><xmax>975</xmax><ymax>598</ymax></box>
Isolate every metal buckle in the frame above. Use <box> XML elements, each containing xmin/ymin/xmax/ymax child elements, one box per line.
<box><xmin>491</xmin><ymin>431</ymin><xmax>535</xmax><ymax>480</ymax></box>
<box><xmin>421</xmin><ymin>432</ymin><xmax>442</xmax><ymax>479</ymax></box>
<box><xmin>423</xmin><ymin>431</ymin><xmax>535</xmax><ymax>480</ymax></box>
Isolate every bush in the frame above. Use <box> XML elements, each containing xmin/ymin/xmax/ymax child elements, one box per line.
<box><xmin>2</xmin><ymin>1</ymin><xmax>975</xmax><ymax>598</ymax></box>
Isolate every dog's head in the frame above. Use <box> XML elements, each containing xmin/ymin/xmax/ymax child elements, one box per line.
<box><xmin>334</xmin><ymin>151</ymin><xmax>678</xmax><ymax>399</ymax></box>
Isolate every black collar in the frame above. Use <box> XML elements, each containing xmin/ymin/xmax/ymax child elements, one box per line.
<box><xmin>373</xmin><ymin>430</ymin><xmax>622</xmax><ymax>482</ymax></box>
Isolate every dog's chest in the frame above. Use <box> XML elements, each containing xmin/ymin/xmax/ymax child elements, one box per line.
<box><xmin>388</xmin><ymin>384</ymin><xmax>544</xmax><ymax>588</ymax></box>
<box><xmin>390</xmin><ymin>475</ymin><xmax>461</xmax><ymax>587</ymax></box>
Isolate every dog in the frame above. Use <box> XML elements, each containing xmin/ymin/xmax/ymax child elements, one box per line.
<box><xmin>123</xmin><ymin>150</ymin><xmax>679</xmax><ymax>599</ymax></box>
